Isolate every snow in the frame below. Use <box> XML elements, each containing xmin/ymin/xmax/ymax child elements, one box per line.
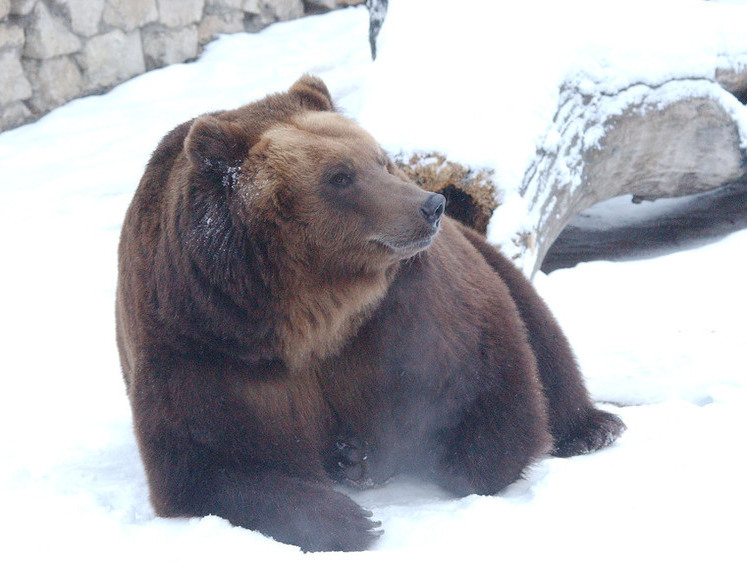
<box><xmin>1</xmin><ymin>2</ymin><xmax>746</xmax><ymax>559</ymax></box>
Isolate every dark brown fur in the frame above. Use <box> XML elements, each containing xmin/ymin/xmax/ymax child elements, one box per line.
<box><xmin>116</xmin><ymin>76</ymin><xmax>625</xmax><ymax>552</ymax></box>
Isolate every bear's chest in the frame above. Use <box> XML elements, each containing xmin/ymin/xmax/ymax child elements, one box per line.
<box><xmin>276</xmin><ymin>273</ymin><xmax>391</xmax><ymax>372</ymax></box>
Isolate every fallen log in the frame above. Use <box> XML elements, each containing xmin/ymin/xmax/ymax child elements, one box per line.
<box><xmin>492</xmin><ymin>74</ymin><xmax>747</xmax><ymax>276</ymax></box>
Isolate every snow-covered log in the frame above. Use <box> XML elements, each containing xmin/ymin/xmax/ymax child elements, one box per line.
<box><xmin>508</xmin><ymin>74</ymin><xmax>747</xmax><ymax>276</ymax></box>
<box><xmin>359</xmin><ymin>0</ymin><xmax>747</xmax><ymax>279</ymax></box>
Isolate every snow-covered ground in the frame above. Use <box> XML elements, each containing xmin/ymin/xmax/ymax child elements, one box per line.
<box><xmin>1</xmin><ymin>2</ymin><xmax>745</xmax><ymax>559</ymax></box>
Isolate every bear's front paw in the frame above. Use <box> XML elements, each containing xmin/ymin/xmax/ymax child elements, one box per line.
<box><xmin>286</xmin><ymin>488</ymin><xmax>383</xmax><ymax>552</ymax></box>
<box><xmin>324</xmin><ymin>436</ymin><xmax>374</xmax><ymax>488</ymax></box>
<box><xmin>552</xmin><ymin>408</ymin><xmax>626</xmax><ymax>457</ymax></box>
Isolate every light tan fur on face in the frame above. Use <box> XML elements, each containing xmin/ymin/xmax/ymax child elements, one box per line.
<box><xmin>247</xmin><ymin>112</ymin><xmax>400</xmax><ymax>372</ymax></box>
<box><xmin>291</xmin><ymin>112</ymin><xmax>383</xmax><ymax>148</ymax></box>
<box><xmin>255</xmin><ymin>112</ymin><xmax>387</xmax><ymax>191</ymax></box>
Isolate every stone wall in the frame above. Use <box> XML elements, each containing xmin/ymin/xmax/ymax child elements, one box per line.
<box><xmin>0</xmin><ymin>0</ymin><xmax>362</xmax><ymax>132</ymax></box>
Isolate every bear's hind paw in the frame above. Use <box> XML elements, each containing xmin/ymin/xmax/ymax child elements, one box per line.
<box><xmin>552</xmin><ymin>408</ymin><xmax>626</xmax><ymax>458</ymax></box>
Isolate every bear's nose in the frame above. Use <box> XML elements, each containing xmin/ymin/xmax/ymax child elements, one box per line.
<box><xmin>420</xmin><ymin>193</ymin><xmax>446</xmax><ymax>228</ymax></box>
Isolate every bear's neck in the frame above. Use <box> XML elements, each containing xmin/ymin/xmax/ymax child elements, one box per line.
<box><xmin>269</xmin><ymin>254</ymin><xmax>397</xmax><ymax>372</ymax></box>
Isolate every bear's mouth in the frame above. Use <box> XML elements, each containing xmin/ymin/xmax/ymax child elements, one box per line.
<box><xmin>371</xmin><ymin>230</ymin><xmax>438</xmax><ymax>257</ymax></box>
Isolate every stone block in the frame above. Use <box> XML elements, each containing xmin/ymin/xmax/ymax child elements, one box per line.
<box><xmin>243</xmin><ymin>0</ymin><xmax>303</xmax><ymax>31</ymax></box>
<box><xmin>79</xmin><ymin>29</ymin><xmax>145</xmax><ymax>90</ymax></box>
<box><xmin>10</xmin><ymin>0</ymin><xmax>36</xmax><ymax>16</ymax></box>
<box><xmin>243</xmin><ymin>0</ymin><xmax>303</xmax><ymax>19</ymax></box>
<box><xmin>0</xmin><ymin>100</ymin><xmax>32</xmax><ymax>130</ymax></box>
<box><xmin>55</xmin><ymin>0</ymin><xmax>105</xmax><ymax>37</ymax></box>
<box><xmin>24</xmin><ymin>2</ymin><xmax>81</xmax><ymax>59</ymax></box>
<box><xmin>1</xmin><ymin>0</ymin><xmax>11</xmax><ymax>20</ymax></box>
<box><xmin>26</xmin><ymin>55</ymin><xmax>83</xmax><ymax>112</ymax></box>
<box><xmin>270</xmin><ymin>0</ymin><xmax>304</xmax><ymax>20</ymax></box>
<box><xmin>103</xmin><ymin>0</ymin><xmax>158</xmax><ymax>32</ymax></box>
<box><xmin>0</xmin><ymin>50</ymin><xmax>32</xmax><ymax>105</ymax></box>
<box><xmin>242</xmin><ymin>0</ymin><xmax>261</xmax><ymax>13</ymax></box>
<box><xmin>198</xmin><ymin>11</ymin><xmax>243</xmax><ymax>45</ymax></box>
<box><xmin>206</xmin><ymin>0</ymin><xmax>243</xmax><ymax>9</ymax></box>
<box><xmin>157</xmin><ymin>0</ymin><xmax>205</xmax><ymax>28</ymax></box>
<box><xmin>0</xmin><ymin>23</ymin><xmax>24</xmax><ymax>50</ymax></box>
<box><xmin>304</xmin><ymin>0</ymin><xmax>339</xmax><ymax>13</ymax></box>
<box><xmin>142</xmin><ymin>25</ymin><xmax>199</xmax><ymax>69</ymax></box>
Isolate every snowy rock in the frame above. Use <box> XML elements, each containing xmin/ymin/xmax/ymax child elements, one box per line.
<box><xmin>142</xmin><ymin>25</ymin><xmax>199</xmax><ymax>69</ymax></box>
<box><xmin>56</xmin><ymin>0</ymin><xmax>105</xmax><ymax>37</ymax></box>
<box><xmin>26</xmin><ymin>55</ymin><xmax>83</xmax><ymax>112</ymax></box>
<box><xmin>23</xmin><ymin>2</ymin><xmax>81</xmax><ymax>59</ymax></box>
<box><xmin>102</xmin><ymin>0</ymin><xmax>158</xmax><ymax>32</ymax></box>
<box><xmin>0</xmin><ymin>0</ymin><xmax>10</xmax><ymax>19</ymax></box>
<box><xmin>157</xmin><ymin>0</ymin><xmax>205</xmax><ymax>28</ymax></box>
<box><xmin>79</xmin><ymin>29</ymin><xmax>145</xmax><ymax>91</ymax></box>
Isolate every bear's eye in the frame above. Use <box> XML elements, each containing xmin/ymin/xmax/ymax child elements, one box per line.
<box><xmin>329</xmin><ymin>171</ymin><xmax>354</xmax><ymax>188</ymax></box>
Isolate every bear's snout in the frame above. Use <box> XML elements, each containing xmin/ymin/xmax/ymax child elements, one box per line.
<box><xmin>420</xmin><ymin>193</ymin><xmax>446</xmax><ymax>229</ymax></box>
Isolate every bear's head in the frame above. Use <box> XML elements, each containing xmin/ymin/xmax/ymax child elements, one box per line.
<box><xmin>183</xmin><ymin>76</ymin><xmax>446</xmax><ymax>278</ymax></box>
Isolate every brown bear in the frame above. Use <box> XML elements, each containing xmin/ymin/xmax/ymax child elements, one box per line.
<box><xmin>116</xmin><ymin>75</ymin><xmax>625</xmax><ymax>552</ymax></box>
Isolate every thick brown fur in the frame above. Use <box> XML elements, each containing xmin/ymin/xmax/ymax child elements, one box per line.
<box><xmin>116</xmin><ymin>75</ymin><xmax>625</xmax><ymax>552</ymax></box>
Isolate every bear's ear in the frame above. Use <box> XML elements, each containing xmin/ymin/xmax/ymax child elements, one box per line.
<box><xmin>289</xmin><ymin>75</ymin><xmax>335</xmax><ymax>112</ymax></box>
<box><xmin>185</xmin><ymin>115</ymin><xmax>246</xmax><ymax>179</ymax></box>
